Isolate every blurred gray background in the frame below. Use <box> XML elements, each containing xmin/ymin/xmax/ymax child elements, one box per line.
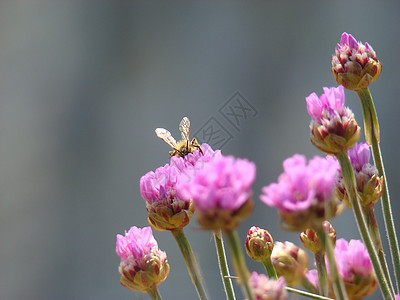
<box><xmin>0</xmin><ymin>1</ymin><xmax>399</xmax><ymax>299</ymax></box>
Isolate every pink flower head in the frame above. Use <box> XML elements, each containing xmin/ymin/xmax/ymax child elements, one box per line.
<box><xmin>249</xmin><ymin>272</ymin><xmax>288</xmax><ymax>300</ymax></box>
<box><xmin>140</xmin><ymin>163</ymin><xmax>180</xmax><ymax>205</ymax></box>
<box><xmin>178</xmin><ymin>155</ymin><xmax>256</xmax><ymax>211</ymax></box>
<box><xmin>261</xmin><ymin>154</ymin><xmax>337</xmax><ymax>212</ymax></box>
<box><xmin>261</xmin><ymin>154</ymin><xmax>340</xmax><ymax>229</ymax></box>
<box><xmin>395</xmin><ymin>294</ymin><xmax>399</xmax><ymax>300</ymax></box>
<box><xmin>170</xmin><ymin>143</ymin><xmax>221</xmax><ymax>173</ymax></box>
<box><xmin>116</xmin><ymin>226</ymin><xmax>170</xmax><ymax>291</ymax></box>
<box><xmin>306</xmin><ymin>86</ymin><xmax>345</xmax><ymax>121</ymax></box>
<box><xmin>116</xmin><ymin>226</ymin><xmax>158</xmax><ymax>261</ymax></box>
<box><xmin>347</xmin><ymin>142</ymin><xmax>370</xmax><ymax>172</ymax></box>
<box><xmin>305</xmin><ymin>269</ymin><xmax>319</xmax><ymax>287</ymax></box>
<box><xmin>334</xmin><ymin>238</ymin><xmax>372</xmax><ymax>278</ymax></box>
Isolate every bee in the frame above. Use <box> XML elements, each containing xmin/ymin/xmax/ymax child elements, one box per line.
<box><xmin>155</xmin><ymin>117</ymin><xmax>203</xmax><ymax>157</ymax></box>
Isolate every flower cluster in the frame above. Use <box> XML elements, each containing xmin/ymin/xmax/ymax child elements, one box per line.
<box><xmin>115</xmin><ymin>32</ymin><xmax>397</xmax><ymax>300</ymax></box>
<box><xmin>260</xmin><ymin>154</ymin><xmax>340</xmax><ymax>230</ymax></box>
<box><xmin>116</xmin><ymin>226</ymin><xmax>169</xmax><ymax>292</ymax></box>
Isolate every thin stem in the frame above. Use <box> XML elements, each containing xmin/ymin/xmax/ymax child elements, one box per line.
<box><xmin>362</xmin><ymin>204</ymin><xmax>394</xmax><ymax>293</ymax></box>
<box><xmin>147</xmin><ymin>285</ymin><xmax>163</xmax><ymax>300</ymax></box>
<box><xmin>285</xmin><ymin>287</ymin><xmax>335</xmax><ymax>300</ymax></box>
<box><xmin>316</xmin><ymin>226</ymin><xmax>348</xmax><ymax>300</ymax></box>
<box><xmin>261</xmin><ymin>258</ymin><xmax>278</xmax><ymax>279</ymax></box>
<box><xmin>171</xmin><ymin>228</ymin><xmax>209</xmax><ymax>300</ymax></box>
<box><xmin>315</xmin><ymin>251</ymin><xmax>329</xmax><ymax>297</ymax></box>
<box><xmin>224</xmin><ymin>230</ymin><xmax>255</xmax><ymax>300</ymax></box>
<box><xmin>213</xmin><ymin>230</ymin><xmax>236</xmax><ymax>300</ymax></box>
<box><xmin>337</xmin><ymin>152</ymin><xmax>394</xmax><ymax>300</ymax></box>
<box><xmin>358</xmin><ymin>87</ymin><xmax>400</xmax><ymax>295</ymax></box>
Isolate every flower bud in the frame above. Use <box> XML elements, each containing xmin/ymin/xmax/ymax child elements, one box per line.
<box><xmin>332</xmin><ymin>32</ymin><xmax>382</xmax><ymax>91</ymax></box>
<box><xmin>306</xmin><ymin>86</ymin><xmax>360</xmax><ymax>155</ymax></box>
<box><xmin>116</xmin><ymin>226</ymin><xmax>170</xmax><ymax>292</ymax></box>
<box><xmin>248</xmin><ymin>272</ymin><xmax>288</xmax><ymax>300</ymax></box>
<box><xmin>271</xmin><ymin>241</ymin><xmax>308</xmax><ymax>286</ymax></box>
<box><xmin>245</xmin><ymin>226</ymin><xmax>274</xmax><ymax>262</ymax></box>
<box><xmin>300</xmin><ymin>221</ymin><xmax>336</xmax><ymax>253</ymax></box>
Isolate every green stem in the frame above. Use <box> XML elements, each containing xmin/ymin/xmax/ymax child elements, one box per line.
<box><xmin>316</xmin><ymin>226</ymin><xmax>348</xmax><ymax>300</ymax></box>
<box><xmin>213</xmin><ymin>230</ymin><xmax>236</xmax><ymax>300</ymax></box>
<box><xmin>286</xmin><ymin>287</ymin><xmax>335</xmax><ymax>300</ymax></box>
<box><xmin>337</xmin><ymin>152</ymin><xmax>394</xmax><ymax>300</ymax></box>
<box><xmin>262</xmin><ymin>258</ymin><xmax>278</xmax><ymax>279</ymax></box>
<box><xmin>357</xmin><ymin>87</ymin><xmax>400</xmax><ymax>295</ymax></box>
<box><xmin>315</xmin><ymin>251</ymin><xmax>329</xmax><ymax>297</ymax></box>
<box><xmin>362</xmin><ymin>204</ymin><xmax>394</xmax><ymax>294</ymax></box>
<box><xmin>171</xmin><ymin>228</ymin><xmax>209</xmax><ymax>300</ymax></box>
<box><xmin>146</xmin><ymin>284</ymin><xmax>163</xmax><ymax>300</ymax></box>
<box><xmin>224</xmin><ymin>230</ymin><xmax>255</xmax><ymax>300</ymax></box>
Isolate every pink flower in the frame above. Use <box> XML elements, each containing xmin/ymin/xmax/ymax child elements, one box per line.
<box><xmin>347</xmin><ymin>142</ymin><xmax>370</xmax><ymax>172</ymax></box>
<box><xmin>178</xmin><ymin>155</ymin><xmax>255</xmax><ymax>211</ymax></box>
<box><xmin>140</xmin><ymin>163</ymin><xmax>180</xmax><ymax>205</ymax></box>
<box><xmin>177</xmin><ymin>155</ymin><xmax>256</xmax><ymax>230</ymax></box>
<box><xmin>306</xmin><ymin>86</ymin><xmax>345</xmax><ymax>120</ymax></box>
<box><xmin>116</xmin><ymin>226</ymin><xmax>158</xmax><ymax>260</ymax></box>
<box><xmin>249</xmin><ymin>272</ymin><xmax>288</xmax><ymax>300</ymax></box>
<box><xmin>334</xmin><ymin>238</ymin><xmax>372</xmax><ymax>278</ymax></box>
<box><xmin>260</xmin><ymin>154</ymin><xmax>339</xmax><ymax>230</ymax></box>
<box><xmin>116</xmin><ymin>226</ymin><xmax>169</xmax><ymax>291</ymax></box>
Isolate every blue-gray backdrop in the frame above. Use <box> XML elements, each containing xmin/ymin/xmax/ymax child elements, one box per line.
<box><xmin>1</xmin><ymin>2</ymin><xmax>399</xmax><ymax>299</ymax></box>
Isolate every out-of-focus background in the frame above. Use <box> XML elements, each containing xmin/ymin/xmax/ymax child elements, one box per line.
<box><xmin>0</xmin><ymin>2</ymin><xmax>399</xmax><ymax>299</ymax></box>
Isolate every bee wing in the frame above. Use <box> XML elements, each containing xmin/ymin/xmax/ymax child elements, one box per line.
<box><xmin>179</xmin><ymin>117</ymin><xmax>191</xmax><ymax>141</ymax></box>
<box><xmin>155</xmin><ymin>128</ymin><xmax>177</xmax><ymax>149</ymax></box>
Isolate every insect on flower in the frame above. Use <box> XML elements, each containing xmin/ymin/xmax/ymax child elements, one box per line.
<box><xmin>155</xmin><ymin>117</ymin><xmax>203</xmax><ymax>157</ymax></box>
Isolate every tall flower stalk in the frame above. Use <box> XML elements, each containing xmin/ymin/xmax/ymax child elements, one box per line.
<box><xmin>331</xmin><ymin>31</ymin><xmax>400</xmax><ymax>295</ymax></box>
<box><xmin>357</xmin><ymin>88</ymin><xmax>400</xmax><ymax>294</ymax></box>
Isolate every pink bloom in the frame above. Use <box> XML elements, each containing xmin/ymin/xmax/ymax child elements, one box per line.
<box><xmin>178</xmin><ymin>155</ymin><xmax>256</xmax><ymax>211</ymax></box>
<box><xmin>347</xmin><ymin>142</ymin><xmax>370</xmax><ymax>172</ymax></box>
<box><xmin>140</xmin><ymin>163</ymin><xmax>180</xmax><ymax>205</ymax></box>
<box><xmin>116</xmin><ymin>226</ymin><xmax>170</xmax><ymax>291</ymax></box>
<box><xmin>395</xmin><ymin>294</ymin><xmax>399</xmax><ymax>300</ymax></box>
<box><xmin>116</xmin><ymin>226</ymin><xmax>158</xmax><ymax>261</ymax></box>
<box><xmin>249</xmin><ymin>272</ymin><xmax>288</xmax><ymax>300</ymax></box>
<box><xmin>334</xmin><ymin>238</ymin><xmax>373</xmax><ymax>278</ymax></box>
<box><xmin>306</xmin><ymin>86</ymin><xmax>345</xmax><ymax>120</ymax></box>
<box><xmin>261</xmin><ymin>155</ymin><xmax>337</xmax><ymax>212</ymax></box>
<box><xmin>305</xmin><ymin>269</ymin><xmax>319</xmax><ymax>287</ymax></box>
